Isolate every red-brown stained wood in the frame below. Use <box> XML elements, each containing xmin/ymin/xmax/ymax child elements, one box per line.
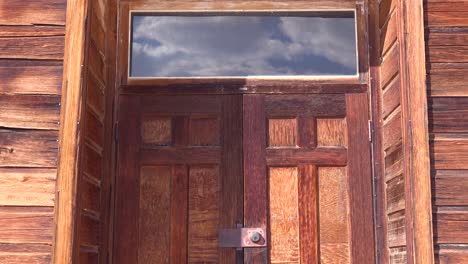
<box><xmin>265</xmin><ymin>94</ymin><xmax>346</xmax><ymax>117</ymax></box>
<box><xmin>318</xmin><ymin>167</ymin><xmax>350</xmax><ymax>245</ymax></box>
<box><xmin>78</xmin><ymin>214</ymin><xmax>100</xmax><ymax>247</ymax></box>
<box><xmin>383</xmin><ymin>109</ymin><xmax>402</xmax><ymax>151</ymax></box>
<box><xmin>386</xmin><ymin>176</ymin><xmax>406</xmax><ymax>214</ymax></box>
<box><xmin>433</xmin><ymin>170</ymin><xmax>468</xmax><ymax>206</ymax></box>
<box><xmin>188</xmin><ymin>166</ymin><xmax>220</xmax><ymax>263</ymax></box>
<box><xmin>382</xmin><ymin>76</ymin><xmax>401</xmax><ymax>119</ymax></box>
<box><xmin>320</xmin><ymin>244</ymin><xmax>350</xmax><ymax>264</ymax></box>
<box><xmin>268</xmin><ymin>118</ymin><xmax>297</xmax><ymax>147</ymax></box>
<box><xmin>141</xmin><ymin>116</ymin><xmax>172</xmax><ymax>145</ymax></box>
<box><xmin>297</xmin><ymin>116</ymin><xmax>316</xmax><ymax>148</ymax></box>
<box><xmin>88</xmin><ymin>42</ymin><xmax>106</xmax><ymax>83</ymax></box>
<box><xmin>428</xmin><ymin>46</ymin><xmax>468</xmax><ymax>63</ymax></box>
<box><xmin>425</xmin><ymin>0</ymin><xmax>468</xmax><ymax>12</ymax></box>
<box><xmin>0</xmin><ymin>65</ymin><xmax>63</xmax><ymax>95</ymax></box>
<box><xmin>436</xmin><ymin>245</ymin><xmax>468</xmax><ymax>264</ymax></box>
<box><xmin>139</xmin><ymin>148</ymin><xmax>221</xmax><ymax>165</ymax></box>
<box><xmin>83</xmin><ymin>110</ymin><xmax>104</xmax><ymax>149</ymax></box>
<box><xmin>189</xmin><ymin>117</ymin><xmax>220</xmax><ymax>146</ymax></box>
<box><xmin>0</xmin><ymin>168</ymin><xmax>55</xmax><ymax>206</ymax></box>
<box><xmin>429</xmin><ymin>97</ymin><xmax>468</xmax><ymax>133</ymax></box>
<box><xmin>426</xmin><ymin>12</ymin><xmax>468</xmax><ymax>27</ymax></box>
<box><xmin>170</xmin><ymin>165</ymin><xmax>188</xmax><ymax>264</ymax></box>
<box><xmin>380</xmin><ymin>43</ymin><xmax>400</xmax><ymax>89</ymax></box>
<box><xmin>0</xmin><ymin>0</ymin><xmax>66</xmax><ymax>25</ymax></box>
<box><xmin>385</xmin><ymin>144</ymin><xmax>404</xmax><ymax>182</ymax></box>
<box><xmin>79</xmin><ymin>177</ymin><xmax>101</xmax><ymax>214</ymax></box>
<box><xmin>0</xmin><ymin>25</ymin><xmax>65</xmax><ymax>37</ymax></box>
<box><xmin>428</xmin><ymin>69</ymin><xmax>468</xmax><ymax>97</ymax></box>
<box><xmin>379</xmin><ymin>0</ymin><xmax>397</xmax><ymax>28</ymax></box>
<box><xmin>139</xmin><ymin>166</ymin><xmax>171</xmax><ymax>264</ymax></box>
<box><xmin>266</xmin><ymin>147</ymin><xmax>347</xmax><ymax>166</ymax></box>
<box><xmin>298</xmin><ymin>164</ymin><xmax>318</xmax><ymax>264</ymax></box>
<box><xmin>389</xmin><ymin>247</ymin><xmax>407</xmax><ymax>264</ymax></box>
<box><xmin>243</xmin><ymin>94</ymin><xmax>268</xmax><ymax>264</ymax></box>
<box><xmin>0</xmin><ymin>95</ymin><xmax>60</xmax><ymax>130</ymax></box>
<box><xmin>432</xmin><ymin>135</ymin><xmax>468</xmax><ymax>170</ymax></box>
<box><xmin>317</xmin><ymin>118</ymin><xmax>347</xmax><ymax>147</ymax></box>
<box><xmin>0</xmin><ymin>207</ymin><xmax>53</xmax><ymax>244</ymax></box>
<box><xmin>0</xmin><ymin>36</ymin><xmax>64</xmax><ymax>60</ymax></box>
<box><xmin>380</xmin><ymin>9</ymin><xmax>398</xmax><ymax>56</ymax></box>
<box><xmin>86</xmin><ymin>74</ymin><xmax>105</xmax><ymax>118</ymax></box>
<box><xmin>346</xmin><ymin>93</ymin><xmax>375</xmax><ymax>264</ymax></box>
<box><xmin>387</xmin><ymin>210</ymin><xmax>407</xmax><ymax>248</ymax></box>
<box><xmin>114</xmin><ymin>96</ymin><xmax>140</xmax><ymax>264</ymax></box>
<box><xmin>219</xmin><ymin>95</ymin><xmax>243</xmax><ymax>264</ymax></box>
<box><xmin>427</xmin><ymin>30</ymin><xmax>468</xmax><ymax>47</ymax></box>
<box><xmin>0</xmin><ymin>129</ymin><xmax>58</xmax><ymax>167</ymax></box>
<box><xmin>269</xmin><ymin>167</ymin><xmax>300</xmax><ymax>263</ymax></box>
<box><xmin>0</xmin><ymin>243</ymin><xmax>51</xmax><ymax>264</ymax></box>
<box><xmin>82</xmin><ymin>145</ymin><xmax>102</xmax><ymax>180</ymax></box>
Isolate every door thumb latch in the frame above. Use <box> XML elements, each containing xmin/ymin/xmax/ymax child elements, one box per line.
<box><xmin>219</xmin><ymin>224</ymin><xmax>267</xmax><ymax>248</ymax></box>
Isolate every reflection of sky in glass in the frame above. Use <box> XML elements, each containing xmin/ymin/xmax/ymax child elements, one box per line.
<box><xmin>130</xmin><ymin>13</ymin><xmax>357</xmax><ymax>77</ymax></box>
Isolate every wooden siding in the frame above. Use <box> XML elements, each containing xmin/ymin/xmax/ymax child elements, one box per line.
<box><xmin>425</xmin><ymin>0</ymin><xmax>468</xmax><ymax>262</ymax></box>
<box><xmin>0</xmin><ymin>1</ymin><xmax>66</xmax><ymax>263</ymax></box>
<box><xmin>373</xmin><ymin>0</ymin><xmax>409</xmax><ymax>262</ymax></box>
<box><xmin>72</xmin><ymin>0</ymin><xmax>117</xmax><ymax>263</ymax></box>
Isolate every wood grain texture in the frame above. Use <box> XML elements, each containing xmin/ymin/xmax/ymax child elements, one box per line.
<box><xmin>0</xmin><ymin>168</ymin><xmax>55</xmax><ymax>206</ymax></box>
<box><xmin>189</xmin><ymin>117</ymin><xmax>220</xmax><ymax>146</ymax></box>
<box><xmin>0</xmin><ymin>0</ymin><xmax>66</xmax><ymax>25</ymax></box>
<box><xmin>268</xmin><ymin>119</ymin><xmax>297</xmax><ymax>147</ymax></box>
<box><xmin>0</xmin><ymin>243</ymin><xmax>51</xmax><ymax>264</ymax></box>
<box><xmin>429</xmin><ymin>97</ymin><xmax>468</xmax><ymax>133</ymax></box>
<box><xmin>0</xmin><ymin>65</ymin><xmax>63</xmax><ymax>95</ymax></box>
<box><xmin>188</xmin><ymin>166</ymin><xmax>220</xmax><ymax>263</ymax></box>
<box><xmin>141</xmin><ymin>116</ymin><xmax>172</xmax><ymax>145</ymax></box>
<box><xmin>53</xmin><ymin>0</ymin><xmax>88</xmax><ymax>262</ymax></box>
<box><xmin>428</xmin><ymin>69</ymin><xmax>468</xmax><ymax>97</ymax></box>
<box><xmin>269</xmin><ymin>167</ymin><xmax>300</xmax><ymax>264</ymax></box>
<box><xmin>436</xmin><ymin>245</ymin><xmax>468</xmax><ymax>264</ymax></box>
<box><xmin>432</xmin><ymin>134</ymin><xmax>468</xmax><ymax>170</ymax></box>
<box><xmin>346</xmin><ymin>93</ymin><xmax>375</xmax><ymax>264</ymax></box>
<box><xmin>318</xmin><ymin>167</ymin><xmax>349</xmax><ymax>244</ymax></box>
<box><xmin>388</xmin><ymin>210</ymin><xmax>407</xmax><ymax>248</ymax></box>
<box><xmin>298</xmin><ymin>164</ymin><xmax>318</xmax><ymax>264</ymax></box>
<box><xmin>0</xmin><ymin>207</ymin><xmax>53</xmax><ymax>244</ymax></box>
<box><xmin>382</xmin><ymin>76</ymin><xmax>401</xmax><ymax>119</ymax></box>
<box><xmin>139</xmin><ymin>166</ymin><xmax>171</xmax><ymax>264</ymax></box>
<box><xmin>170</xmin><ymin>165</ymin><xmax>188</xmax><ymax>264</ymax></box>
<box><xmin>433</xmin><ymin>170</ymin><xmax>468</xmax><ymax>206</ymax></box>
<box><xmin>380</xmin><ymin>42</ymin><xmax>400</xmax><ymax>89</ymax></box>
<box><xmin>243</xmin><ymin>95</ymin><xmax>268</xmax><ymax>263</ymax></box>
<box><xmin>320</xmin><ymin>244</ymin><xmax>350</xmax><ymax>264</ymax></box>
<box><xmin>0</xmin><ymin>36</ymin><xmax>64</xmax><ymax>60</ymax></box>
<box><xmin>0</xmin><ymin>129</ymin><xmax>58</xmax><ymax>167</ymax></box>
<box><xmin>0</xmin><ymin>95</ymin><xmax>60</xmax><ymax>130</ymax></box>
<box><xmin>317</xmin><ymin>118</ymin><xmax>347</xmax><ymax>147</ymax></box>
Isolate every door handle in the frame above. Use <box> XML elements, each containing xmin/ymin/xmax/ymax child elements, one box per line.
<box><xmin>219</xmin><ymin>224</ymin><xmax>267</xmax><ymax>248</ymax></box>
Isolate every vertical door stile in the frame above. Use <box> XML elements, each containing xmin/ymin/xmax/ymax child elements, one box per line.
<box><xmin>243</xmin><ymin>95</ymin><xmax>268</xmax><ymax>264</ymax></box>
<box><xmin>220</xmin><ymin>95</ymin><xmax>244</xmax><ymax>263</ymax></box>
<box><xmin>346</xmin><ymin>93</ymin><xmax>376</xmax><ymax>264</ymax></box>
<box><xmin>114</xmin><ymin>96</ymin><xmax>141</xmax><ymax>264</ymax></box>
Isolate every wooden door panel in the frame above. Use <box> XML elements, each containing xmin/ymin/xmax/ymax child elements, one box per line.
<box><xmin>115</xmin><ymin>95</ymin><xmax>243</xmax><ymax>264</ymax></box>
<box><xmin>244</xmin><ymin>93</ymin><xmax>374</xmax><ymax>264</ymax></box>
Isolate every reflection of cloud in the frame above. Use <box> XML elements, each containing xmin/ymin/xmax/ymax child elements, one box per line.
<box><xmin>131</xmin><ymin>14</ymin><xmax>357</xmax><ymax>77</ymax></box>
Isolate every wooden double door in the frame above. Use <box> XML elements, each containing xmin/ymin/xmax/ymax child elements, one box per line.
<box><xmin>114</xmin><ymin>93</ymin><xmax>374</xmax><ymax>264</ymax></box>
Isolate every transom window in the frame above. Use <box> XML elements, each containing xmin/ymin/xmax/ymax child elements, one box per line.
<box><xmin>129</xmin><ymin>11</ymin><xmax>358</xmax><ymax>78</ymax></box>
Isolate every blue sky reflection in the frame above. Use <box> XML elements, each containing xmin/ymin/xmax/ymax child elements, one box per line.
<box><xmin>130</xmin><ymin>13</ymin><xmax>358</xmax><ymax>77</ymax></box>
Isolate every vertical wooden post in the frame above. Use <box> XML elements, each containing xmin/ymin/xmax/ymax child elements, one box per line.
<box><xmin>402</xmin><ymin>0</ymin><xmax>435</xmax><ymax>263</ymax></box>
<box><xmin>52</xmin><ymin>0</ymin><xmax>89</xmax><ymax>263</ymax></box>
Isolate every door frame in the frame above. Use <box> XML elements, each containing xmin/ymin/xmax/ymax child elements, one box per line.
<box><xmin>53</xmin><ymin>0</ymin><xmax>433</xmax><ymax>263</ymax></box>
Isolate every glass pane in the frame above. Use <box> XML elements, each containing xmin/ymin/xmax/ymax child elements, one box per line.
<box><xmin>130</xmin><ymin>12</ymin><xmax>358</xmax><ymax>78</ymax></box>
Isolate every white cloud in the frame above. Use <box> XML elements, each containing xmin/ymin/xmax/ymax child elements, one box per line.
<box><xmin>131</xmin><ymin>14</ymin><xmax>357</xmax><ymax>77</ymax></box>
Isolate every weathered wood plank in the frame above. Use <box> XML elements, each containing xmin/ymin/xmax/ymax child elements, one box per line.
<box><xmin>425</xmin><ymin>0</ymin><xmax>468</xmax><ymax>12</ymax></box>
<box><xmin>387</xmin><ymin>210</ymin><xmax>406</xmax><ymax>248</ymax></box>
<box><xmin>0</xmin><ymin>66</ymin><xmax>63</xmax><ymax>95</ymax></box>
<box><xmin>427</xmin><ymin>31</ymin><xmax>468</xmax><ymax>46</ymax></box>
<box><xmin>386</xmin><ymin>175</ymin><xmax>406</xmax><ymax>214</ymax></box>
<box><xmin>428</xmin><ymin>46</ymin><xmax>468</xmax><ymax>63</ymax></box>
<box><xmin>0</xmin><ymin>168</ymin><xmax>55</xmax><ymax>206</ymax></box>
<box><xmin>0</xmin><ymin>25</ymin><xmax>64</xmax><ymax>37</ymax></box>
<box><xmin>0</xmin><ymin>207</ymin><xmax>53</xmax><ymax>244</ymax></box>
<box><xmin>0</xmin><ymin>95</ymin><xmax>60</xmax><ymax>130</ymax></box>
<box><xmin>429</xmin><ymin>97</ymin><xmax>468</xmax><ymax>132</ymax></box>
<box><xmin>0</xmin><ymin>0</ymin><xmax>66</xmax><ymax>26</ymax></box>
<box><xmin>426</xmin><ymin>12</ymin><xmax>468</xmax><ymax>27</ymax></box>
<box><xmin>380</xmin><ymin>8</ymin><xmax>398</xmax><ymax>56</ymax></box>
<box><xmin>432</xmin><ymin>134</ymin><xmax>468</xmax><ymax>170</ymax></box>
<box><xmin>0</xmin><ymin>129</ymin><xmax>58</xmax><ymax>168</ymax></box>
<box><xmin>433</xmin><ymin>170</ymin><xmax>468</xmax><ymax>206</ymax></box>
<box><xmin>0</xmin><ymin>36</ymin><xmax>64</xmax><ymax>60</ymax></box>
<box><xmin>383</xmin><ymin>109</ymin><xmax>402</xmax><ymax>151</ymax></box>
<box><xmin>436</xmin><ymin>245</ymin><xmax>468</xmax><ymax>264</ymax></box>
<box><xmin>0</xmin><ymin>243</ymin><xmax>51</xmax><ymax>264</ymax></box>
<box><xmin>382</xmin><ymin>76</ymin><xmax>401</xmax><ymax>119</ymax></box>
<box><xmin>428</xmin><ymin>69</ymin><xmax>468</xmax><ymax>97</ymax></box>
<box><xmin>380</xmin><ymin>43</ymin><xmax>400</xmax><ymax>89</ymax></box>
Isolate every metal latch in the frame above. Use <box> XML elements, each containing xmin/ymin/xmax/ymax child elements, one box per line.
<box><xmin>219</xmin><ymin>224</ymin><xmax>267</xmax><ymax>248</ymax></box>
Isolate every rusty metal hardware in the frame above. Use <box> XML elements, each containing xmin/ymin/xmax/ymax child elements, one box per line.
<box><xmin>219</xmin><ymin>224</ymin><xmax>267</xmax><ymax>249</ymax></box>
